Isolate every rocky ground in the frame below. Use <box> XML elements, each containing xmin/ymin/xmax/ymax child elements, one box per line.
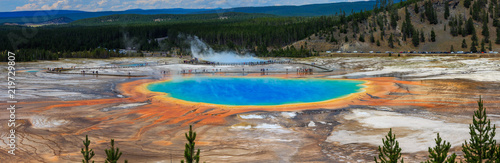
<box><xmin>2</xmin><ymin>56</ymin><xmax>500</xmax><ymax>162</ymax></box>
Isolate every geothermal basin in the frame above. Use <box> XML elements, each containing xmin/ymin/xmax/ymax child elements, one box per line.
<box><xmin>7</xmin><ymin>56</ymin><xmax>500</xmax><ymax>162</ymax></box>
<box><xmin>147</xmin><ymin>77</ymin><xmax>365</xmax><ymax>105</ymax></box>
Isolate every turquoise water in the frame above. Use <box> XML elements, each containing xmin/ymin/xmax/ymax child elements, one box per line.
<box><xmin>120</xmin><ymin>63</ymin><xmax>151</xmax><ymax>67</ymax></box>
<box><xmin>147</xmin><ymin>77</ymin><xmax>365</xmax><ymax>106</ymax></box>
<box><xmin>25</xmin><ymin>70</ymin><xmax>39</xmax><ymax>72</ymax></box>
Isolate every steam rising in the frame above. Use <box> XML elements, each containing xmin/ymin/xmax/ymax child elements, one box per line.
<box><xmin>189</xmin><ymin>36</ymin><xmax>263</xmax><ymax>63</ymax></box>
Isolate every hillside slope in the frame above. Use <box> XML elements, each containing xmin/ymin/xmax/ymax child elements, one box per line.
<box><xmin>195</xmin><ymin>1</ymin><xmax>376</xmax><ymax>16</ymax></box>
<box><xmin>293</xmin><ymin>0</ymin><xmax>500</xmax><ymax>52</ymax></box>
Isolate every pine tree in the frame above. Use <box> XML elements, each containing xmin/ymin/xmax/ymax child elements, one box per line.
<box><xmin>181</xmin><ymin>125</ymin><xmax>201</xmax><ymax>163</ymax></box>
<box><xmin>462</xmin><ymin>97</ymin><xmax>497</xmax><ymax>162</ymax></box>
<box><xmin>444</xmin><ymin>1</ymin><xmax>450</xmax><ymax>19</ymax></box>
<box><xmin>345</xmin><ymin>36</ymin><xmax>349</xmax><ymax>42</ymax></box>
<box><xmin>481</xmin><ymin>40</ymin><xmax>486</xmax><ymax>52</ymax></box>
<box><xmin>374</xmin><ymin>128</ymin><xmax>403</xmax><ymax>163</ymax></box>
<box><xmin>402</xmin><ymin>7</ymin><xmax>414</xmax><ymax>40</ymax></box>
<box><xmin>370</xmin><ymin>32</ymin><xmax>376</xmax><ymax>43</ymax></box>
<box><xmin>388</xmin><ymin>33</ymin><xmax>394</xmax><ymax>48</ymax></box>
<box><xmin>495</xmin><ymin>146</ymin><xmax>500</xmax><ymax>162</ymax></box>
<box><xmin>420</xmin><ymin>30</ymin><xmax>425</xmax><ymax>42</ymax></box>
<box><xmin>81</xmin><ymin>135</ymin><xmax>95</xmax><ymax>163</ymax></box>
<box><xmin>359</xmin><ymin>34</ymin><xmax>365</xmax><ymax>42</ymax></box>
<box><xmin>462</xmin><ymin>39</ymin><xmax>468</xmax><ymax>48</ymax></box>
<box><xmin>483</xmin><ymin>20</ymin><xmax>490</xmax><ymax>42</ymax></box>
<box><xmin>471</xmin><ymin>32</ymin><xmax>479</xmax><ymax>52</ymax></box>
<box><xmin>104</xmin><ymin>139</ymin><xmax>126</xmax><ymax>163</ymax></box>
<box><xmin>472</xmin><ymin>32</ymin><xmax>478</xmax><ymax>43</ymax></box>
<box><xmin>424</xmin><ymin>0</ymin><xmax>438</xmax><ymax>24</ymax></box>
<box><xmin>414</xmin><ymin>3</ymin><xmax>419</xmax><ymax>14</ymax></box>
<box><xmin>471</xmin><ymin>44</ymin><xmax>478</xmax><ymax>52</ymax></box>
<box><xmin>412</xmin><ymin>30</ymin><xmax>420</xmax><ymax>47</ymax></box>
<box><xmin>496</xmin><ymin>27</ymin><xmax>500</xmax><ymax>44</ymax></box>
<box><xmin>464</xmin><ymin>0</ymin><xmax>472</xmax><ymax>8</ymax></box>
<box><xmin>377</xmin><ymin>39</ymin><xmax>381</xmax><ymax>46</ymax></box>
<box><xmin>390</xmin><ymin>9</ymin><xmax>398</xmax><ymax>28</ymax></box>
<box><xmin>450</xmin><ymin>45</ymin><xmax>454</xmax><ymax>52</ymax></box>
<box><xmin>467</xmin><ymin>18</ymin><xmax>475</xmax><ymax>35</ymax></box>
<box><xmin>489</xmin><ymin>42</ymin><xmax>493</xmax><ymax>51</ymax></box>
<box><xmin>462</xmin><ymin>26</ymin><xmax>467</xmax><ymax>37</ymax></box>
<box><xmin>431</xmin><ymin>29</ymin><xmax>436</xmax><ymax>42</ymax></box>
<box><xmin>330</xmin><ymin>36</ymin><xmax>337</xmax><ymax>43</ymax></box>
<box><xmin>424</xmin><ymin>133</ymin><xmax>457</xmax><ymax>163</ymax></box>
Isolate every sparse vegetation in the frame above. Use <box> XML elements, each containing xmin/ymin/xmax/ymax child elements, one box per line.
<box><xmin>424</xmin><ymin>133</ymin><xmax>456</xmax><ymax>163</ymax></box>
<box><xmin>81</xmin><ymin>135</ymin><xmax>95</xmax><ymax>163</ymax></box>
<box><xmin>80</xmin><ymin>137</ymin><xmax>127</xmax><ymax>163</ymax></box>
<box><xmin>462</xmin><ymin>97</ymin><xmax>497</xmax><ymax>162</ymax></box>
<box><xmin>181</xmin><ymin>125</ymin><xmax>201</xmax><ymax>163</ymax></box>
<box><xmin>374</xmin><ymin>97</ymin><xmax>500</xmax><ymax>162</ymax></box>
<box><xmin>105</xmin><ymin>139</ymin><xmax>127</xmax><ymax>163</ymax></box>
<box><xmin>374</xmin><ymin>128</ymin><xmax>403</xmax><ymax>163</ymax></box>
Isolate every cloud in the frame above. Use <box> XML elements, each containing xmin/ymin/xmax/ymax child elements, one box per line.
<box><xmin>43</xmin><ymin>0</ymin><xmax>67</xmax><ymax>10</ymax></box>
<box><xmin>15</xmin><ymin>3</ymin><xmax>40</xmax><ymax>11</ymax></box>
<box><xmin>15</xmin><ymin>0</ymin><xmax>68</xmax><ymax>11</ymax></box>
<box><xmin>97</xmin><ymin>0</ymin><xmax>108</xmax><ymax>6</ymax></box>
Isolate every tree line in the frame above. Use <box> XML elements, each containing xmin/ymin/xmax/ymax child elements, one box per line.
<box><xmin>0</xmin><ymin>14</ymin><xmax>338</xmax><ymax>61</ymax></box>
<box><xmin>0</xmin><ymin>48</ymin><xmax>142</xmax><ymax>62</ymax></box>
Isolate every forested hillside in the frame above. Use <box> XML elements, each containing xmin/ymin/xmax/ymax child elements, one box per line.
<box><xmin>69</xmin><ymin>12</ymin><xmax>274</xmax><ymax>26</ymax></box>
<box><xmin>0</xmin><ymin>12</ymin><xmax>340</xmax><ymax>61</ymax></box>
<box><xmin>295</xmin><ymin>0</ymin><xmax>500</xmax><ymax>52</ymax></box>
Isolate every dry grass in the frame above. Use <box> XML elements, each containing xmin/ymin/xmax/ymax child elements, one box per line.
<box><xmin>295</xmin><ymin>0</ymin><xmax>500</xmax><ymax>53</ymax></box>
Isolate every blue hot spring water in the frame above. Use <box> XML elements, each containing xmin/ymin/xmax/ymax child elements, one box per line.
<box><xmin>147</xmin><ymin>77</ymin><xmax>365</xmax><ymax>106</ymax></box>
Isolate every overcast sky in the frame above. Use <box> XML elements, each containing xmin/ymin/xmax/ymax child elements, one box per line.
<box><xmin>1</xmin><ymin>0</ymin><xmax>364</xmax><ymax>12</ymax></box>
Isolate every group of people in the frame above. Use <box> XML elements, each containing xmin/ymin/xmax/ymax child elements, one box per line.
<box><xmin>79</xmin><ymin>70</ymin><xmax>99</xmax><ymax>75</ymax></box>
<box><xmin>183</xmin><ymin>58</ymin><xmax>199</xmax><ymax>64</ymax></box>
<box><xmin>161</xmin><ymin>70</ymin><xmax>170</xmax><ymax>75</ymax></box>
<box><xmin>203</xmin><ymin>60</ymin><xmax>292</xmax><ymax>66</ymax></box>
<box><xmin>179</xmin><ymin>69</ymin><xmax>223</xmax><ymax>74</ymax></box>
<box><xmin>181</xmin><ymin>58</ymin><xmax>292</xmax><ymax>66</ymax></box>
<box><xmin>297</xmin><ymin>68</ymin><xmax>313</xmax><ymax>75</ymax></box>
<box><xmin>48</xmin><ymin>67</ymin><xmax>64</xmax><ymax>73</ymax></box>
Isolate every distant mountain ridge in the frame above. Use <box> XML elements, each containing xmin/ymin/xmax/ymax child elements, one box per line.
<box><xmin>2</xmin><ymin>16</ymin><xmax>73</xmax><ymax>26</ymax></box>
<box><xmin>0</xmin><ymin>1</ymin><xmax>376</xmax><ymax>24</ymax></box>
<box><xmin>195</xmin><ymin>1</ymin><xmax>377</xmax><ymax>16</ymax></box>
<box><xmin>38</xmin><ymin>17</ymin><xmax>73</xmax><ymax>24</ymax></box>
<box><xmin>69</xmin><ymin>12</ymin><xmax>274</xmax><ymax>26</ymax></box>
<box><xmin>0</xmin><ymin>9</ymin><xmax>212</xmax><ymax>19</ymax></box>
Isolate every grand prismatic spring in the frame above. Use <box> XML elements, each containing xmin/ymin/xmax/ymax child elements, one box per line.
<box><xmin>147</xmin><ymin>77</ymin><xmax>365</xmax><ymax>105</ymax></box>
<box><xmin>4</xmin><ymin>56</ymin><xmax>500</xmax><ymax>162</ymax></box>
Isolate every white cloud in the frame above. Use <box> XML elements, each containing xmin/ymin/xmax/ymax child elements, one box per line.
<box><xmin>15</xmin><ymin>3</ymin><xmax>39</xmax><ymax>11</ymax></box>
<box><xmin>97</xmin><ymin>0</ymin><xmax>108</xmax><ymax>6</ymax></box>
